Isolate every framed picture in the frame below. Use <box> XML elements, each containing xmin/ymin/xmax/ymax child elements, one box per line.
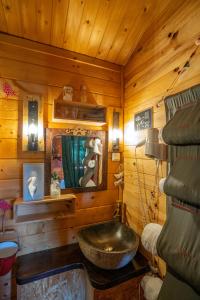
<box><xmin>23</xmin><ymin>163</ymin><xmax>44</xmax><ymax>201</ymax></box>
<box><xmin>134</xmin><ymin>107</ymin><xmax>153</xmax><ymax>131</ymax></box>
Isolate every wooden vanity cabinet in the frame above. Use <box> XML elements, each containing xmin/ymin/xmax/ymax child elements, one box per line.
<box><xmin>87</xmin><ymin>275</ymin><xmax>145</xmax><ymax>300</ymax></box>
<box><xmin>17</xmin><ymin>272</ymin><xmax>145</xmax><ymax>300</ymax></box>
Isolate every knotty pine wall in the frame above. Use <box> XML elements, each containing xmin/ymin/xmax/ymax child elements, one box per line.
<box><xmin>0</xmin><ymin>33</ymin><xmax>122</xmax><ymax>255</ymax></box>
<box><xmin>123</xmin><ymin>0</ymin><xmax>200</xmax><ymax>275</ymax></box>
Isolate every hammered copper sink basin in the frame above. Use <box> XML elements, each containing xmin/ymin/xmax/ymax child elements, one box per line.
<box><xmin>77</xmin><ymin>221</ymin><xmax>139</xmax><ymax>270</ymax></box>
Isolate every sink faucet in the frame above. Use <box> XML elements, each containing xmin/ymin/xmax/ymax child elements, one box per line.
<box><xmin>113</xmin><ymin>202</ymin><xmax>129</xmax><ymax>226</ymax></box>
<box><xmin>113</xmin><ymin>201</ymin><xmax>122</xmax><ymax>222</ymax></box>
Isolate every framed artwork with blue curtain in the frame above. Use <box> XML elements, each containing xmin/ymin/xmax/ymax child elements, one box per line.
<box><xmin>45</xmin><ymin>128</ymin><xmax>108</xmax><ymax>194</ymax></box>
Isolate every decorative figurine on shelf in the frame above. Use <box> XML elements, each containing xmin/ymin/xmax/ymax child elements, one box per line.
<box><xmin>0</xmin><ymin>200</ymin><xmax>12</xmax><ymax>233</ymax></box>
<box><xmin>50</xmin><ymin>172</ymin><xmax>61</xmax><ymax>197</ymax></box>
<box><xmin>63</xmin><ymin>85</ymin><xmax>73</xmax><ymax>101</ymax></box>
<box><xmin>80</xmin><ymin>85</ymin><xmax>87</xmax><ymax>103</ymax></box>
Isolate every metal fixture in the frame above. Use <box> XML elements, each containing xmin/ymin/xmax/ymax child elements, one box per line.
<box><xmin>28</xmin><ymin>100</ymin><xmax>38</xmax><ymax>151</ymax></box>
<box><xmin>112</xmin><ymin>111</ymin><xmax>120</xmax><ymax>151</ymax></box>
<box><xmin>22</xmin><ymin>95</ymin><xmax>44</xmax><ymax>152</ymax></box>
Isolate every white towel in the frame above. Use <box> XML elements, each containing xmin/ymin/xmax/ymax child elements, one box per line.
<box><xmin>141</xmin><ymin>223</ymin><xmax>163</xmax><ymax>256</ymax></box>
<box><xmin>159</xmin><ymin>178</ymin><xmax>166</xmax><ymax>193</ymax></box>
<box><xmin>141</xmin><ymin>275</ymin><xmax>163</xmax><ymax>300</ymax></box>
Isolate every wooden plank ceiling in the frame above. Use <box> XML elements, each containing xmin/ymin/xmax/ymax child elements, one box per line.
<box><xmin>0</xmin><ymin>0</ymin><xmax>183</xmax><ymax>65</ymax></box>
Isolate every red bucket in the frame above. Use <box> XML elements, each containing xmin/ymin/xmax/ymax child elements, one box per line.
<box><xmin>0</xmin><ymin>241</ymin><xmax>18</xmax><ymax>276</ymax></box>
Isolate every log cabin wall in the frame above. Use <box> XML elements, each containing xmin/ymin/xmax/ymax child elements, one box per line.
<box><xmin>0</xmin><ymin>33</ymin><xmax>122</xmax><ymax>256</ymax></box>
<box><xmin>123</xmin><ymin>0</ymin><xmax>200</xmax><ymax>273</ymax></box>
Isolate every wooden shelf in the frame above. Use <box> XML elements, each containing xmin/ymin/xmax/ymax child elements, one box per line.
<box><xmin>14</xmin><ymin>194</ymin><xmax>76</xmax><ymax>223</ymax></box>
<box><xmin>53</xmin><ymin>99</ymin><xmax>106</xmax><ymax>126</ymax></box>
<box><xmin>54</xmin><ymin>99</ymin><xmax>105</xmax><ymax>109</ymax></box>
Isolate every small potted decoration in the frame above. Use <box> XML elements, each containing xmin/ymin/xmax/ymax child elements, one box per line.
<box><xmin>50</xmin><ymin>172</ymin><xmax>61</xmax><ymax>197</ymax></box>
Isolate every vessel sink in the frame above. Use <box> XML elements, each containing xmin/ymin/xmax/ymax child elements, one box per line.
<box><xmin>77</xmin><ymin>220</ymin><xmax>139</xmax><ymax>270</ymax></box>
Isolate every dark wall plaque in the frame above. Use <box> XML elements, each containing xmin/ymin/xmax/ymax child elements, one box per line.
<box><xmin>134</xmin><ymin>108</ymin><xmax>152</xmax><ymax>131</ymax></box>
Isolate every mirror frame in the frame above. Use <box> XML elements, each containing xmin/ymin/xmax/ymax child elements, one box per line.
<box><xmin>45</xmin><ymin>128</ymin><xmax>108</xmax><ymax>195</ymax></box>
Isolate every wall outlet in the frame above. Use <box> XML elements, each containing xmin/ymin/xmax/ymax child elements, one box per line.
<box><xmin>112</xmin><ymin>152</ymin><xmax>120</xmax><ymax>161</ymax></box>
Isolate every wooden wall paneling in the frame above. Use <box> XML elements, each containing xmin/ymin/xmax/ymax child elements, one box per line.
<box><xmin>0</xmin><ymin>43</ymin><xmax>120</xmax><ymax>83</ymax></box>
<box><xmin>0</xmin><ymin>138</ymin><xmax>17</xmax><ymax>159</ymax></box>
<box><xmin>0</xmin><ymin>119</ymin><xmax>17</xmax><ymax>138</ymax></box>
<box><xmin>0</xmin><ymin>32</ymin><xmax>121</xmax><ymax>71</ymax></box>
<box><xmin>16</xmin><ymin>204</ymin><xmax>115</xmax><ymax>255</ymax></box>
<box><xmin>125</xmin><ymin>45</ymin><xmax>200</xmax><ymax>102</ymax></box>
<box><xmin>0</xmin><ymin>57</ymin><xmax>120</xmax><ymax>98</ymax></box>
<box><xmin>123</xmin><ymin>0</ymin><xmax>200</xmax><ymax>278</ymax></box>
<box><xmin>0</xmin><ymin>158</ymin><xmax>43</xmax><ymax>180</ymax></box>
<box><xmin>17</xmin><ymin>226</ymin><xmax>76</xmax><ymax>255</ymax></box>
<box><xmin>0</xmin><ymin>35</ymin><xmax>121</xmax><ymax>256</ymax></box>
<box><xmin>16</xmin><ymin>204</ymin><xmax>114</xmax><ymax>238</ymax></box>
<box><xmin>0</xmin><ymin>179</ymin><xmax>21</xmax><ymax>199</ymax></box>
<box><xmin>0</xmin><ymin>98</ymin><xmax>18</xmax><ymax>119</ymax></box>
<box><xmin>77</xmin><ymin>188</ymin><xmax>118</xmax><ymax>209</ymax></box>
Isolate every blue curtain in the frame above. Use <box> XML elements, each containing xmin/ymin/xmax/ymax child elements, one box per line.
<box><xmin>61</xmin><ymin>136</ymin><xmax>86</xmax><ymax>188</ymax></box>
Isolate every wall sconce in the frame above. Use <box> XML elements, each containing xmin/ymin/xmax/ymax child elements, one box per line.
<box><xmin>28</xmin><ymin>100</ymin><xmax>38</xmax><ymax>151</ymax></box>
<box><xmin>112</xmin><ymin>111</ymin><xmax>120</xmax><ymax>152</ymax></box>
<box><xmin>22</xmin><ymin>95</ymin><xmax>44</xmax><ymax>152</ymax></box>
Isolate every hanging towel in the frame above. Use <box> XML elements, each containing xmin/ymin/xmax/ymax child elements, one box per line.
<box><xmin>159</xmin><ymin>178</ymin><xmax>166</xmax><ymax>193</ymax></box>
<box><xmin>162</xmin><ymin>102</ymin><xmax>200</xmax><ymax>145</ymax></box>
<box><xmin>141</xmin><ymin>223</ymin><xmax>163</xmax><ymax>256</ymax></box>
<box><xmin>141</xmin><ymin>275</ymin><xmax>163</xmax><ymax>300</ymax></box>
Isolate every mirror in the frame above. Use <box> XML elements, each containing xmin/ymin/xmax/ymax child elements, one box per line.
<box><xmin>45</xmin><ymin>128</ymin><xmax>107</xmax><ymax>193</ymax></box>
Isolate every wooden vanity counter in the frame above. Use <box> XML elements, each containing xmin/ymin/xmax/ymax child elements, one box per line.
<box><xmin>16</xmin><ymin>243</ymin><xmax>149</xmax><ymax>299</ymax></box>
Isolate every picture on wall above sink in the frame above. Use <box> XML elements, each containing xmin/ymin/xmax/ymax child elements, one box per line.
<box><xmin>46</xmin><ymin>128</ymin><xmax>108</xmax><ymax>193</ymax></box>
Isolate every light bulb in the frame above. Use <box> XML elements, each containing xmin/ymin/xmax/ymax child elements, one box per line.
<box><xmin>112</xmin><ymin>128</ymin><xmax>120</xmax><ymax>141</ymax></box>
<box><xmin>28</xmin><ymin>122</ymin><xmax>38</xmax><ymax>135</ymax></box>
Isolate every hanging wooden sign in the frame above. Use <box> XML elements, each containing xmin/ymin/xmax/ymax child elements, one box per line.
<box><xmin>134</xmin><ymin>107</ymin><xmax>152</xmax><ymax>131</ymax></box>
